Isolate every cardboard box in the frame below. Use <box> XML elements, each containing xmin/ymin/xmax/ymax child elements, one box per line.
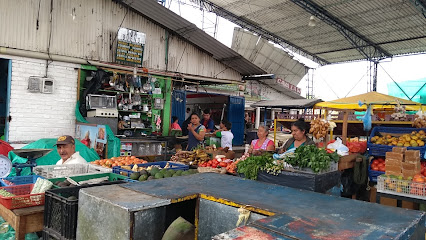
<box><xmin>385</xmin><ymin>158</ymin><xmax>402</xmax><ymax>166</ymax></box>
<box><xmin>385</xmin><ymin>152</ymin><xmax>404</xmax><ymax>160</ymax></box>
<box><xmin>405</xmin><ymin>150</ymin><xmax>420</xmax><ymax>159</ymax></box>
<box><xmin>402</xmin><ymin>169</ymin><xmax>420</xmax><ymax>178</ymax></box>
<box><xmin>385</xmin><ymin>170</ymin><xmax>402</xmax><ymax>176</ymax></box>
<box><xmin>385</xmin><ymin>165</ymin><xmax>401</xmax><ymax>173</ymax></box>
<box><xmin>404</xmin><ymin>156</ymin><xmax>420</xmax><ymax>163</ymax></box>
<box><xmin>392</xmin><ymin>147</ymin><xmax>407</xmax><ymax>153</ymax></box>
<box><xmin>402</xmin><ymin>162</ymin><xmax>420</xmax><ymax>171</ymax></box>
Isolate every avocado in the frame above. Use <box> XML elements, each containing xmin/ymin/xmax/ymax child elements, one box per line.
<box><xmin>130</xmin><ymin>172</ymin><xmax>141</xmax><ymax>180</ymax></box>
<box><xmin>138</xmin><ymin>174</ymin><xmax>148</xmax><ymax>181</ymax></box>
<box><xmin>150</xmin><ymin>168</ymin><xmax>160</xmax><ymax>176</ymax></box>
<box><xmin>172</xmin><ymin>173</ymin><xmax>180</xmax><ymax>177</ymax></box>
<box><xmin>139</xmin><ymin>170</ymin><xmax>149</xmax><ymax>176</ymax></box>
<box><xmin>63</xmin><ymin>179</ymin><xmax>71</xmax><ymax>186</ymax></box>
<box><xmin>164</xmin><ymin>172</ymin><xmax>172</xmax><ymax>178</ymax></box>
<box><xmin>175</xmin><ymin>170</ymin><xmax>183</xmax><ymax>175</ymax></box>
<box><xmin>160</xmin><ymin>169</ymin><xmax>167</xmax><ymax>174</ymax></box>
<box><xmin>168</xmin><ymin>169</ymin><xmax>176</xmax><ymax>175</ymax></box>
<box><xmin>155</xmin><ymin>172</ymin><xmax>164</xmax><ymax>179</ymax></box>
<box><xmin>54</xmin><ymin>181</ymin><xmax>61</xmax><ymax>186</ymax></box>
<box><xmin>147</xmin><ymin>176</ymin><xmax>155</xmax><ymax>180</ymax></box>
<box><xmin>181</xmin><ymin>171</ymin><xmax>190</xmax><ymax>176</ymax></box>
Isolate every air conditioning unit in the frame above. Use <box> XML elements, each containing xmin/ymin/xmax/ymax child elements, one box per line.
<box><xmin>28</xmin><ymin>77</ymin><xmax>54</xmax><ymax>93</ymax></box>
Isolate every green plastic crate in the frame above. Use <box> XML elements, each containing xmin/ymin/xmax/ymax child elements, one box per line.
<box><xmin>48</xmin><ymin>173</ymin><xmax>129</xmax><ymax>188</ymax></box>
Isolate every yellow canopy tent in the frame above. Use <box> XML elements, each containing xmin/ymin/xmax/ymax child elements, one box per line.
<box><xmin>315</xmin><ymin>91</ymin><xmax>424</xmax><ymax>111</ymax></box>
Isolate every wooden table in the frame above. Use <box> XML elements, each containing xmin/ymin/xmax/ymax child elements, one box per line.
<box><xmin>376</xmin><ymin>191</ymin><xmax>426</xmax><ymax>207</ymax></box>
<box><xmin>0</xmin><ymin>203</ymin><xmax>44</xmax><ymax>240</ymax></box>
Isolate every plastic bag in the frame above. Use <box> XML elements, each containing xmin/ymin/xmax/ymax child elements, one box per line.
<box><xmin>346</xmin><ymin>141</ymin><xmax>367</xmax><ymax>153</ymax></box>
<box><xmin>327</xmin><ymin>138</ymin><xmax>349</xmax><ymax>156</ymax></box>
<box><xmin>362</xmin><ymin>104</ymin><xmax>373</xmax><ymax>131</ymax></box>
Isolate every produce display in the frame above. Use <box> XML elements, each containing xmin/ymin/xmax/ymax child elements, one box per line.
<box><xmin>237</xmin><ymin>153</ymin><xmax>274</xmax><ymax>180</ymax></box>
<box><xmin>379</xmin><ymin>174</ymin><xmax>426</xmax><ymax>197</ymax></box>
<box><xmin>370</xmin><ymin>130</ymin><xmax>425</xmax><ymax>147</ymax></box>
<box><xmin>170</xmin><ymin>149</ymin><xmax>211</xmax><ymax>166</ymax></box>
<box><xmin>413</xmin><ymin>111</ymin><xmax>426</xmax><ymax>128</ymax></box>
<box><xmin>227</xmin><ymin>153</ymin><xmax>249</xmax><ymax>174</ymax></box>
<box><xmin>370</xmin><ymin>157</ymin><xmax>386</xmax><ymax>172</ymax></box>
<box><xmin>129</xmin><ymin>167</ymin><xmax>198</xmax><ymax>181</ymax></box>
<box><xmin>309</xmin><ymin>118</ymin><xmax>330</xmax><ymax>139</ymax></box>
<box><xmin>91</xmin><ymin>156</ymin><xmax>148</xmax><ymax>168</ymax></box>
<box><xmin>283</xmin><ymin>145</ymin><xmax>340</xmax><ymax>173</ymax></box>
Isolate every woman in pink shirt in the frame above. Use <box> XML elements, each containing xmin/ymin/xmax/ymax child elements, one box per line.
<box><xmin>171</xmin><ymin>116</ymin><xmax>182</xmax><ymax>130</ymax></box>
<box><xmin>248</xmin><ymin>125</ymin><xmax>275</xmax><ymax>154</ymax></box>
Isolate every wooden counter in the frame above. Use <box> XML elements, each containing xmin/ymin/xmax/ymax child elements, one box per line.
<box><xmin>0</xmin><ymin>203</ymin><xmax>44</xmax><ymax>240</ymax></box>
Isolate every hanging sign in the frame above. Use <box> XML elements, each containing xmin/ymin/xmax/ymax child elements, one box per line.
<box><xmin>276</xmin><ymin>78</ymin><xmax>301</xmax><ymax>94</ymax></box>
<box><xmin>115</xmin><ymin>27</ymin><xmax>146</xmax><ymax>67</ymax></box>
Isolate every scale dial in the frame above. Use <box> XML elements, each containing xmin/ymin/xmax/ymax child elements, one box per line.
<box><xmin>0</xmin><ymin>155</ymin><xmax>12</xmax><ymax>178</ymax></box>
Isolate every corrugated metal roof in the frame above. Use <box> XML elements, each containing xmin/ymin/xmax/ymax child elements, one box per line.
<box><xmin>193</xmin><ymin>0</ymin><xmax>426</xmax><ymax>64</ymax></box>
<box><xmin>232</xmin><ymin>28</ymin><xmax>308</xmax><ymax>87</ymax></box>
<box><xmin>125</xmin><ymin>0</ymin><xmax>266</xmax><ymax>76</ymax></box>
<box><xmin>251</xmin><ymin>98</ymin><xmax>323</xmax><ymax>108</ymax></box>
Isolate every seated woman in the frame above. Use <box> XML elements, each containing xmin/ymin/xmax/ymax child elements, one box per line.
<box><xmin>248</xmin><ymin>125</ymin><xmax>275</xmax><ymax>155</ymax></box>
<box><xmin>171</xmin><ymin>116</ymin><xmax>182</xmax><ymax>130</ymax></box>
<box><xmin>280</xmin><ymin>118</ymin><xmax>315</xmax><ymax>153</ymax></box>
<box><xmin>186</xmin><ymin>113</ymin><xmax>206</xmax><ymax>151</ymax></box>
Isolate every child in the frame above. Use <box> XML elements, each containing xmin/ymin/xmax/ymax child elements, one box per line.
<box><xmin>215</xmin><ymin>119</ymin><xmax>233</xmax><ymax>150</ymax></box>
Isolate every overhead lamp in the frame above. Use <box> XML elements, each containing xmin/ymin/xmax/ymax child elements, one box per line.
<box><xmin>308</xmin><ymin>16</ymin><xmax>317</xmax><ymax>27</ymax></box>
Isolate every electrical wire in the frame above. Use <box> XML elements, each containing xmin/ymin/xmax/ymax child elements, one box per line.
<box><xmin>345</xmin><ymin>69</ymin><xmax>368</xmax><ymax>97</ymax></box>
<box><xmin>109</xmin><ymin>1</ymin><xmax>132</xmax><ymax>50</ymax></box>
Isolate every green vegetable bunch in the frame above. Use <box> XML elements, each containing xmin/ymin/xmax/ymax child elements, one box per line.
<box><xmin>0</xmin><ymin>189</ymin><xmax>15</xmax><ymax>197</ymax></box>
<box><xmin>261</xmin><ymin>162</ymin><xmax>285</xmax><ymax>176</ymax></box>
<box><xmin>237</xmin><ymin>153</ymin><xmax>273</xmax><ymax>180</ymax></box>
<box><xmin>284</xmin><ymin>145</ymin><xmax>339</xmax><ymax>173</ymax></box>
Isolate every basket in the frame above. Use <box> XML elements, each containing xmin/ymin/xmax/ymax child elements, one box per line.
<box><xmin>44</xmin><ymin>181</ymin><xmax>126</xmax><ymax>240</ymax></box>
<box><xmin>197</xmin><ymin>167</ymin><xmax>227</xmax><ymax>174</ymax></box>
<box><xmin>48</xmin><ymin>173</ymin><xmax>130</xmax><ymax>188</ymax></box>
<box><xmin>0</xmin><ymin>184</ymin><xmax>45</xmax><ymax>209</ymax></box>
<box><xmin>113</xmin><ymin>161</ymin><xmax>189</xmax><ymax>177</ymax></box>
<box><xmin>367</xmin><ymin>126</ymin><xmax>426</xmax><ymax>158</ymax></box>
<box><xmin>377</xmin><ymin>175</ymin><xmax>426</xmax><ymax>200</ymax></box>
<box><xmin>368</xmin><ymin>161</ymin><xmax>384</xmax><ymax>182</ymax></box>
<box><xmin>34</xmin><ymin>164</ymin><xmax>100</xmax><ymax>179</ymax></box>
<box><xmin>0</xmin><ymin>175</ymin><xmax>45</xmax><ymax>186</ymax></box>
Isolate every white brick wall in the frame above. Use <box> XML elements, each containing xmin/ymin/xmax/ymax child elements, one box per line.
<box><xmin>5</xmin><ymin>55</ymin><xmax>80</xmax><ymax>142</ymax></box>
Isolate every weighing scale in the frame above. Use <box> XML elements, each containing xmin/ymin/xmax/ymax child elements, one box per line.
<box><xmin>6</xmin><ymin>149</ymin><xmax>53</xmax><ymax>176</ymax></box>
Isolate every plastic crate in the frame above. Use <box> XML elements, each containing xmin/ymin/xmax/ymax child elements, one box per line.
<box><xmin>367</xmin><ymin>126</ymin><xmax>426</xmax><ymax>158</ymax></box>
<box><xmin>42</xmin><ymin>230</ymin><xmax>59</xmax><ymax>240</ymax></box>
<box><xmin>34</xmin><ymin>164</ymin><xmax>100</xmax><ymax>179</ymax></box>
<box><xmin>48</xmin><ymin>173</ymin><xmax>130</xmax><ymax>188</ymax></box>
<box><xmin>368</xmin><ymin>161</ymin><xmax>384</xmax><ymax>182</ymax></box>
<box><xmin>87</xmin><ymin>164</ymin><xmax>112</xmax><ymax>173</ymax></box>
<box><xmin>44</xmin><ymin>181</ymin><xmax>126</xmax><ymax>240</ymax></box>
<box><xmin>0</xmin><ymin>184</ymin><xmax>45</xmax><ymax>209</ymax></box>
<box><xmin>113</xmin><ymin>161</ymin><xmax>189</xmax><ymax>177</ymax></box>
<box><xmin>377</xmin><ymin>175</ymin><xmax>426</xmax><ymax>200</ymax></box>
<box><xmin>0</xmin><ymin>175</ymin><xmax>45</xmax><ymax>186</ymax></box>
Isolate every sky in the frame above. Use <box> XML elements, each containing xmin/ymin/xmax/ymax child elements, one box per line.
<box><xmin>165</xmin><ymin>0</ymin><xmax>426</xmax><ymax>101</ymax></box>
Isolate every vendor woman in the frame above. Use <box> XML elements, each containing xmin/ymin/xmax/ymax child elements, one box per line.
<box><xmin>248</xmin><ymin>125</ymin><xmax>275</xmax><ymax>154</ymax></box>
<box><xmin>187</xmin><ymin>113</ymin><xmax>206</xmax><ymax>150</ymax></box>
<box><xmin>279</xmin><ymin>118</ymin><xmax>315</xmax><ymax>153</ymax></box>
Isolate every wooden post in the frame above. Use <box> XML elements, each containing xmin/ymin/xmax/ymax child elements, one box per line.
<box><xmin>342</xmin><ymin>110</ymin><xmax>349</xmax><ymax>145</ymax></box>
<box><xmin>274</xmin><ymin>119</ymin><xmax>277</xmax><ymax>146</ymax></box>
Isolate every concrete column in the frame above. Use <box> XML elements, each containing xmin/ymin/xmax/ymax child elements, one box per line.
<box><xmin>271</xmin><ymin>109</ymin><xmax>275</xmax><ymax>120</ymax></box>
<box><xmin>255</xmin><ymin>107</ymin><xmax>261</xmax><ymax>129</ymax></box>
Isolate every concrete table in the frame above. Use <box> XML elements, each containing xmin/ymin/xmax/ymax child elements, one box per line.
<box><xmin>0</xmin><ymin>203</ymin><xmax>44</xmax><ymax>240</ymax></box>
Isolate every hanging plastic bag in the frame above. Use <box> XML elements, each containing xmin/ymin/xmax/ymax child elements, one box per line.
<box><xmin>361</xmin><ymin>104</ymin><xmax>373</xmax><ymax>131</ymax></box>
<box><xmin>327</xmin><ymin>138</ymin><xmax>349</xmax><ymax>156</ymax></box>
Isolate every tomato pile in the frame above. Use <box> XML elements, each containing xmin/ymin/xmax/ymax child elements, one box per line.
<box><xmin>198</xmin><ymin>158</ymin><xmax>231</xmax><ymax>168</ymax></box>
<box><xmin>421</xmin><ymin>162</ymin><xmax>426</xmax><ymax>177</ymax></box>
<box><xmin>370</xmin><ymin>157</ymin><xmax>386</xmax><ymax>172</ymax></box>
<box><xmin>91</xmin><ymin>156</ymin><xmax>148</xmax><ymax>168</ymax></box>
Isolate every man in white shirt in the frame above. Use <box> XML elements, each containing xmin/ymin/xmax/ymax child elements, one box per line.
<box><xmin>214</xmin><ymin>120</ymin><xmax>234</xmax><ymax>150</ymax></box>
<box><xmin>55</xmin><ymin>135</ymin><xmax>88</xmax><ymax>165</ymax></box>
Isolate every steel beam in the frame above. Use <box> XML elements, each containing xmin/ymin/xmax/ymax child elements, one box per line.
<box><xmin>291</xmin><ymin>0</ymin><xmax>392</xmax><ymax>61</ymax></box>
<box><xmin>190</xmin><ymin>0</ymin><xmax>330</xmax><ymax>65</ymax></box>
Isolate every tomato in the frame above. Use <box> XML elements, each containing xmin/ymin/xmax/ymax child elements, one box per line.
<box><xmin>219</xmin><ymin>162</ymin><xmax>227</xmax><ymax>167</ymax></box>
<box><xmin>211</xmin><ymin>164</ymin><xmax>218</xmax><ymax>168</ymax></box>
<box><xmin>372</xmin><ymin>165</ymin><xmax>379</xmax><ymax>171</ymax></box>
<box><xmin>206</xmin><ymin>162</ymin><xmax>212</xmax><ymax>167</ymax></box>
<box><xmin>378</xmin><ymin>166</ymin><xmax>385</xmax><ymax>172</ymax></box>
<box><xmin>372</xmin><ymin>160</ymin><xmax>380</xmax><ymax>165</ymax></box>
<box><xmin>212</xmin><ymin>159</ymin><xmax>219</xmax><ymax>165</ymax></box>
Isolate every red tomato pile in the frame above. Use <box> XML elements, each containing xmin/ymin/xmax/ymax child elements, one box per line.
<box><xmin>198</xmin><ymin>158</ymin><xmax>231</xmax><ymax>168</ymax></box>
<box><xmin>371</xmin><ymin>157</ymin><xmax>386</xmax><ymax>172</ymax></box>
<box><xmin>421</xmin><ymin>162</ymin><xmax>426</xmax><ymax>177</ymax></box>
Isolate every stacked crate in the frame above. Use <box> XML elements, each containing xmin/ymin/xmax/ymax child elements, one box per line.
<box><xmin>385</xmin><ymin>148</ymin><xmax>404</xmax><ymax>176</ymax></box>
<box><xmin>402</xmin><ymin>150</ymin><xmax>421</xmax><ymax>178</ymax></box>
